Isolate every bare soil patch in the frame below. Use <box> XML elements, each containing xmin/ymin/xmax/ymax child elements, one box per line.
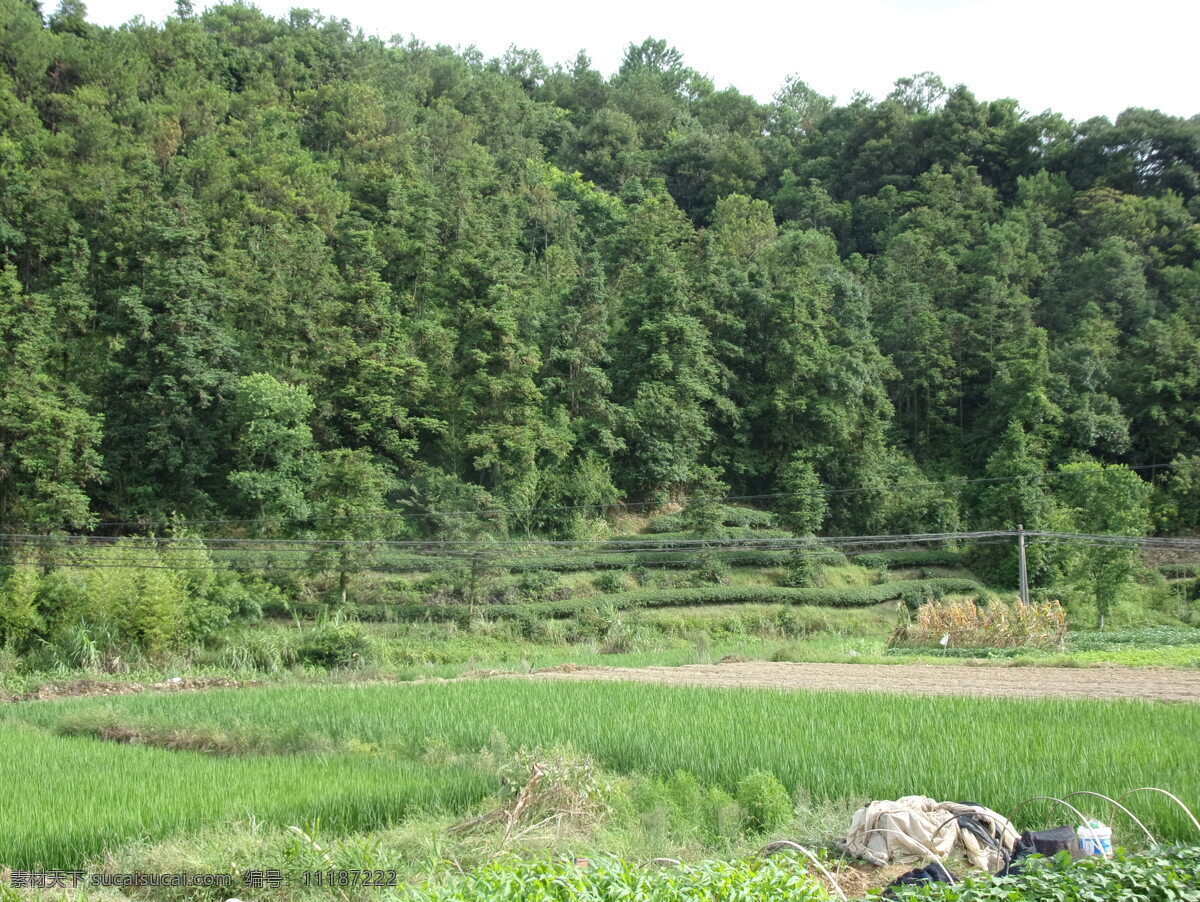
<box><xmin>524</xmin><ymin>661</ymin><xmax>1200</xmax><ymax>702</ymax></box>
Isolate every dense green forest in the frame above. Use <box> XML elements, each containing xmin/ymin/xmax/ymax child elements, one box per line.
<box><xmin>2</xmin><ymin>0</ymin><xmax>1199</xmax><ymax>543</ymax></box>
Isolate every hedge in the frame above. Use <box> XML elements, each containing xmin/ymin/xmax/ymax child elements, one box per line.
<box><xmin>853</xmin><ymin>549</ymin><xmax>968</xmax><ymax>569</ymax></box>
<box><xmin>646</xmin><ymin>506</ymin><xmax>779</xmax><ymax>533</ymax></box>
<box><xmin>1159</xmin><ymin>563</ymin><xmax>1199</xmax><ymax>579</ymax></box>
<box><xmin>245</xmin><ymin>545</ymin><xmax>848</xmax><ymax>579</ymax></box>
<box><xmin>482</xmin><ymin>548</ymin><xmax>848</xmax><ymax>573</ymax></box>
<box><xmin>298</xmin><ymin>578</ymin><xmax>984</xmax><ymax>625</ymax></box>
<box><xmin>609</xmin><ymin>528</ymin><xmax>793</xmax><ymax>542</ymax></box>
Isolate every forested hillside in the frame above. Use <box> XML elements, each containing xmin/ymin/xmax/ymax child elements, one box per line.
<box><xmin>2</xmin><ymin>0</ymin><xmax>1199</xmax><ymax>540</ymax></box>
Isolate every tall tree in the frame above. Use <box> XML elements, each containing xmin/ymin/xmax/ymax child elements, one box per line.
<box><xmin>0</xmin><ymin>268</ymin><xmax>102</xmax><ymax>528</ymax></box>
<box><xmin>1058</xmin><ymin>462</ymin><xmax>1152</xmax><ymax>630</ymax></box>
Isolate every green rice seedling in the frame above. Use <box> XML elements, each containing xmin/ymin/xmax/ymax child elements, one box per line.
<box><xmin>0</xmin><ymin>720</ymin><xmax>493</xmax><ymax>868</ymax></box>
<box><xmin>5</xmin><ymin>680</ymin><xmax>1199</xmax><ymax>867</ymax></box>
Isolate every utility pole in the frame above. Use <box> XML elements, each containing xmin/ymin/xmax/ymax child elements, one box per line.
<box><xmin>1017</xmin><ymin>523</ymin><xmax>1029</xmax><ymax>606</ymax></box>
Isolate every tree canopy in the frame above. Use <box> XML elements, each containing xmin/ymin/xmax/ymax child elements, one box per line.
<box><xmin>1</xmin><ymin>0</ymin><xmax>1198</xmax><ymax>545</ymax></box>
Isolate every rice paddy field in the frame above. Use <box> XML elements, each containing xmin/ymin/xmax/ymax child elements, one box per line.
<box><xmin>3</xmin><ymin>680</ymin><xmax>1199</xmax><ymax>872</ymax></box>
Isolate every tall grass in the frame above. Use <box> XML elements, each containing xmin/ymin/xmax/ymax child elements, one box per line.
<box><xmin>5</xmin><ymin>681</ymin><xmax>1198</xmax><ymax>866</ymax></box>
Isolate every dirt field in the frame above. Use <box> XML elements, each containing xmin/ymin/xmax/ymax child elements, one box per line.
<box><xmin>526</xmin><ymin>660</ymin><xmax>1200</xmax><ymax>702</ymax></box>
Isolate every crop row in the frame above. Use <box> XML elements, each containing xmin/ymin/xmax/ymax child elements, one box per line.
<box><xmin>0</xmin><ymin>722</ymin><xmax>493</xmax><ymax>868</ymax></box>
<box><xmin>851</xmin><ymin>549</ymin><xmax>968</xmax><ymax>569</ymax></box>
<box><xmin>493</xmin><ymin>547</ymin><xmax>849</xmax><ymax>573</ymax></box>
<box><xmin>234</xmin><ymin>548</ymin><xmax>849</xmax><ymax>576</ymax></box>
<box><xmin>281</xmin><ymin>579</ymin><xmax>983</xmax><ymax>623</ymax></box>
<box><xmin>403</xmin><ymin>856</ymin><xmax>827</xmax><ymax>901</ymax></box>
<box><xmin>646</xmin><ymin>507</ymin><xmax>780</xmax><ymax>533</ymax></box>
<box><xmin>404</xmin><ymin>848</ymin><xmax>1200</xmax><ymax>902</ymax></box>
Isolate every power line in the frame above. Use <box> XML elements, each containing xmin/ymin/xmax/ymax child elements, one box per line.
<box><xmin>0</xmin><ymin>530</ymin><xmax>1007</xmax><ymax>554</ymax></box>
<box><xmin>0</xmin><ymin>530</ymin><xmax>993</xmax><ymax>573</ymax></box>
<box><xmin>6</xmin><ymin>529</ymin><xmax>1196</xmax><ymax>576</ymax></box>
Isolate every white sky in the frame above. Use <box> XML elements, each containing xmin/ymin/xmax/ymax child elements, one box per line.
<box><xmin>80</xmin><ymin>0</ymin><xmax>1197</xmax><ymax>123</ymax></box>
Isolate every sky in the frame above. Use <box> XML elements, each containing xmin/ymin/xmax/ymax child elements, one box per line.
<box><xmin>80</xmin><ymin>0</ymin><xmax>1198</xmax><ymax>123</ymax></box>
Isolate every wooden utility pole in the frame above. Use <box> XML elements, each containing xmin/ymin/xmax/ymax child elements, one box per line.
<box><xmin>1017</xmin><ymin>523</ymin><xmax>1029</xmax><ymax>605</ymax></box>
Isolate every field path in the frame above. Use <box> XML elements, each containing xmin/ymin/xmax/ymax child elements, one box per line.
<box><xmin>524</xmin><ymin>661</ymin><xmax>1200</xmax><ymax>702</ymax></box>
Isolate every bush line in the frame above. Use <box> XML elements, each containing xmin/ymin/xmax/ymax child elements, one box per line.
<box><xmin>852</xmin><ymin>549</ymin><xmax>967</xmax><ymax>569</ymax></box>
<box><xmin>275</xmin><ymin>578</ymin><xmax>983</xmax><ymax>623</ymax></box>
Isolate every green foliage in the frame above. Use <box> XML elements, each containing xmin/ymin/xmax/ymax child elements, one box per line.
<box><xmin>969</xmin><ymin>422</ymin><xmax>1062</xmax><ymax>587</ymax></box>
<box><xmin>1065</xmin><ymin>626</ymin><xmax>1200</xmax><ymax>651</ymax></box>
<box><xmin>0</xmin><ymin>268</ymin><xmax>103</xmax><ymax>527</ymax></box>
<box><xmin>376</xmin><ymin>578</ymin><xmax>982</xmax><ymax>623</ymax></box>
<box><xmin>1155</xmin><ymin>456</ymin><xmax>1200</xmax><ymax>534</ymax></box>
<box><xmin>291</xmin><ymin>619</ymin><xmax>371</xmax><ymax>668</ymax></box>
<box><xmin>854</xmin><ymin>550</ymin><xmax>967</xmax><ymax>569</ymax></box>
<box><xmin>223</xmin><ymin>372</ymin><xmax>317</xmax><ymax>528</ymax></box>
<box><xmin>780</xmin><ymin>543</ymin><xmax>827</xmax><ymax>588</ymax></box>
<box><xmin>0</xmin><ymin>566</ymin><xmax>42</xmax><ymax>646</ymax></box>
<box><xmin>512</xmin><ymin>569</ymin><xmax>566</xmax><ymax>602</ymax></box>
<box><xmin>1058</xmin><ymin>461</ymin><xmax>1153</xmax><ymax>629</ymax></box>
<box><xmin>775</xmin><ymin>454</ymin><xmax>828</xmax><ymax>535</ymax></box>
<box><xmin>8</xmin><ymin>681</ymin><xmax>1199</xmax><ymax>862</ymax></box>
<box><xmin>0</xmin><ymin>536</ymin><xmax>265</xmax><ymax>656</ymax></box>
<box><xmin>0</xmin><ymin>4</ymin><xmax>1197</xmax><ymax>623</ymax></box>
<box><xmin>889</xmin><ymin>848</ymin><xmax>1200</xmax><ymax>902</ymax></box>
<box><xmin>402</xmin><ymin>856</ymin><xmax>829</xmax><ymax>901</ymax></box>
<box><xmin>693</xmin><ymin>554</ymin><xmax>731</xmax><ymax>586</ymax></box>
<box><xmin>734</xmin><ymin>770</ymin><xmax>793</xmax><ymax>834</ymax></box>
<box><xmin>593</xmin><ymin>572</ymin><xmax>625</xmax><ymax>593</ymax></box>
<box><xmin>308</xmin><ymin>449</ymin><xmax>398</xmax><ymax>601</ymax></box>
<box><xmin>647</xmin><ymin>507</ymin><xmax>778</xmax><ymax>533</ymax></box>
<box><xmin>1159</xmin><ymin>564</ymin><xmax>1199</xmax><ymax>579</ymax></box>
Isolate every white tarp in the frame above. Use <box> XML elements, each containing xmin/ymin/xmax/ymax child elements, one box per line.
<box><xmin>845</xmin><ymin>795</ymin><xmax>1020</xmax><ymax>871</ymax></box>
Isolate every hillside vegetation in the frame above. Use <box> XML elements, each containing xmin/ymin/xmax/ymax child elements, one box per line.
<box><xmin>1</xmin><ymin>1</ymin><xmax>1199</xmax><ymax>543</ymax></box>
<box><xmin>1</xmin><ymin>3</ymin><xmax>1200</xmax><ymax>670</ymax></box>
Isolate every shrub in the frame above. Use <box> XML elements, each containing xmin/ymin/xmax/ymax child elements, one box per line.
<box><xmin>291</xmin><ymin>621</ymin><xmax>371</xmax><ymax>668</ymax></box>
<box><xmin>593</xmin><ymin>572</ymin><xmax>625</xmax><ymax>593</ymax></box>
<box><xmin>779</xmin><ymin>550</ymin><xmax>822</xmax><ymax>588</ymax></box>
<box><xmin>416</xmin><ymin>571</ymin><xmax>459</xmax><ymax>604</ymax></box>
<box><xmin>1</xmin><ymin>538</ymin><xmax>268</xmax><ymax>657</ymax></box>
<box><xmin>599</xmin><ymin>618</ymin><xmax>636</xmax><ymax>653</ymax></box>
<box><xmin>693</xmin><ymin>555</ymin><xmax>731</xmax><ymax>586</ymax></box>
<box><xmin>1159</xmin><ymin>564</ymin><xmax>1199</xmax><ymax>579</ymax></box>
<box><xmin>513</xmin><ymin>569</ymin><xmax>563</xmax><ymax>602</ymax></box>
<box><xmin>0</xmin><ymin>566</ymin><xmax>43</xmax><ymax>649</ymax></box>
<box><xmin>647</xmin><ymin>505</ymin><xmax>779</xmax><ymax>534</ymax></box>
<box><xmin>735</xmin><ymin>770</ymin><xmax>793</xmax><ymax>834</ymax></box>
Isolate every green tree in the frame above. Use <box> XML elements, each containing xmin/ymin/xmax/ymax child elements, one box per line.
<box><xmin>1057</xmin><ymin>462</ymin><xmax>1152</xmax><ymax>630</ymax></box>
<box><xmin>0</xmin><ymin>268</ymin><xmax>102</xmax><ymax>528</ymax></box>
<box><xmin>101</xmin><ymin>189</ymin><xmax>238</xmax><ymax>518</ymax></box>
<box><xmin>610</xmin><ymin>185</ymin><xmax>730</xmax><ymax>498</ymax></box>
<box><xmin>223</xmin><ymin>373</ymin><xmax>316</xmax><ymax>532</ymax></box>
<box><xmin>969</xmin><ymin>422</ymin><xmax>1060</xmax><ymax>589</ymax></box>
<box><xmin>309</xmin><ymin>449</ymin><xmax>398</xmax><ymax>604</ymax></box>
<box><xmin>774</xmin><ymin>453</ymin><xmax>828</xmax><ymax>535</ymax></box>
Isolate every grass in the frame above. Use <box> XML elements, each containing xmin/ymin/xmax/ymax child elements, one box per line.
<box><xmin>5</xmin><ymin>680</ymin><xmax>1199</xmax><ymax>871</ymax></box>
<box><xmin>0</xmin><ymin>719</ymin><xmax>494</xmax><ymax>868</ymax></box>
